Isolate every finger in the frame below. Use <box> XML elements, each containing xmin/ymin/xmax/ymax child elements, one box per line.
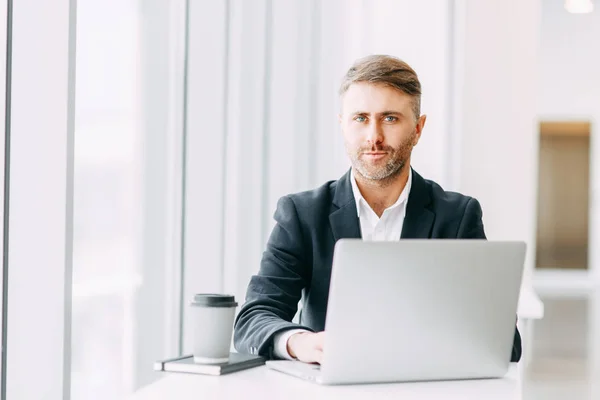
<box><xmin>314</xmin><ymin>349</ymin><xmax>324</xmax><ymax>365</ymax></box>
<box><xmin>315</xmin><ymin>332</ymin><xmax>325</xmax><ymax>350</ymax></box>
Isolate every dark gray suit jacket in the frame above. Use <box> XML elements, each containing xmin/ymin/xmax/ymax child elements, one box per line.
<box><xmin>233</xmin><ymin>169</ymin><xmax>522</xmax><ymax>362</ymax></box>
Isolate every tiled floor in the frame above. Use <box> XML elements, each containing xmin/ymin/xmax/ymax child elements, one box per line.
<box><xmin>523</xmin><ymin>293</ymin><xmax>600</xmax><ymax>399</ymax></box>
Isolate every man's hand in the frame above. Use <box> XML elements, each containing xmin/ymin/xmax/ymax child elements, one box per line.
<box><xmin>286</xmin><ymin>331</ymin><xmax>324</xmax><ymax>364</ymax></box>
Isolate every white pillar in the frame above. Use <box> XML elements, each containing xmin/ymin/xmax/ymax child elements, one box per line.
<box><xmin>6</xmin><ymin>0</ymin><xmax>77</xmax><ymax>398</ymax></box>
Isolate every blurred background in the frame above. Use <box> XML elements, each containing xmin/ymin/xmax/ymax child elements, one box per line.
<box><xmin>32</xmin><ymin>0</ymin><xmax>600</xmax><ymax>398</ymax></box>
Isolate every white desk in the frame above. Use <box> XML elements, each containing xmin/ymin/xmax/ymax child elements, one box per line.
<box><xmin>131</xmin><ymin>364</ymin><xmax>522</xmax><ymax>400</ymax></box>
<box><xmin>518</xmin><ymin>286</ymin><xmax>544</xmax><ymax>320</ymax></box>
<box><xmin>516</xmin><ymin>286</ymin><xmax>544</xmax><ymax>370</ymax></box>
<box><xmin>132</xmin><ymin>287</ymin><xmax>541</xmax><ymax>399</ymax></box>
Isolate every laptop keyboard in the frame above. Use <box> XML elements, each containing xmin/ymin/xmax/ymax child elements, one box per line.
<box><xmin>276</xmin><ymin>361</ymin><xmax>321</xmax><ymax>381</ymax></box>
<box><xmin>267</xmin><ymin>360</ymin><xmax>322</xmax><ymax>382</ymax></box>
<box><xmin>295</xmin><ymin>362</ymin><xmax>321</xmax><ymax>380</ymax></box>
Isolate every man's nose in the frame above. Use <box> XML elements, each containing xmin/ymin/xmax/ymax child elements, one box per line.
<box><xmin>366</xmin><ymin>121</ymin><xmax>384</xmax><ymax>145</ymax></box>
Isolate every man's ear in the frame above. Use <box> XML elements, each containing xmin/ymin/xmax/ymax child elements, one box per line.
<box><xmin>413</xmin><ymin>114</ymin><xmax>427</xmax><ymax>146</ymax></box>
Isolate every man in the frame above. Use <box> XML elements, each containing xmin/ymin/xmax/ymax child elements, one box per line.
<box><xmin>233</xmin><ymin>55</ymin><xmax>522</xmax><ymax>364</ymax></box>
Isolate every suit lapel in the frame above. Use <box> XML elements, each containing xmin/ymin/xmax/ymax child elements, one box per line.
<box><xmin>329</xmin><ymin>202</ymin><xmax>362</xmax><ymax>241</ymax></box>
<box><xmin>329</xmin><ymin>168</ymin><xmax>435</xmax><ymax>240</ymax></box>
<box><xmin>401</xmin><ymin>169</ymin><xmax>435</xmax><ymax>239</ymax></box>
<box><xmin>329</xmin><ymin>170</ymin><xmax>362</xmax><ymax>242</ymax></box>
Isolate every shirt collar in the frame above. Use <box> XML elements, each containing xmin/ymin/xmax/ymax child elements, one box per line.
<box><xmin>350</xmin><ymin>167</ymin><xmax>413</xmax><ymax>218</ymax></box>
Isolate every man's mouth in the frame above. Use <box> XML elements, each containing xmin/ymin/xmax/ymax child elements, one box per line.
<box><xmin>362</xmin><ymin>152</ymin><xmax>388</xmax><ymax>160</ymax></box>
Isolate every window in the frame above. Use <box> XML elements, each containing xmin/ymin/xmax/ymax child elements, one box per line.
<box><xmin>70</xmin><ymin>0</ymin><xmax>185</xmax><ymax>397</ymax></box>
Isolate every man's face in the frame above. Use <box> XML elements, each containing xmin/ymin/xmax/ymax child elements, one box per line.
<box><xmin>339</xmin><ymin>82</ymin><xmax>426</xmax><ymax>182</ymax></box>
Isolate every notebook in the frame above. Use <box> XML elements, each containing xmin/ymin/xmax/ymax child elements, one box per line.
<box><xmin>154</xmin><ymin>352</ymin><xmax>265</xmax><ymax>376</ymax></box>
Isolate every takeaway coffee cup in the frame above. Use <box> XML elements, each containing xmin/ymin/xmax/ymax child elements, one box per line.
<box><xmin>190</xmin><ymin>294</ymin><xmax>238</xmax><ymax>364</ymax></box>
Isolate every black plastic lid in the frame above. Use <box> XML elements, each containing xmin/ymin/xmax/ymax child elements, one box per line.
<box><xmin>191</xmin><ymin>294</ymin><xmax>238</xmax><ymax>308</ymax></box>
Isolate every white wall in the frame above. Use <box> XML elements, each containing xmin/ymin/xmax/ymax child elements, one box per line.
<box><xmin>537</xmin><ymin>0</ymin><xmax>600</xmax><ymax>279</ymax></box>
<box><xmin>453</xmin><ymin>0</ymin><xmax>542</xmax><ymax>286</ymax></box>
<box><xmin>538</xmin><ymin>0</ymin><xmax>600</xmax><ymax>117</ymax></box>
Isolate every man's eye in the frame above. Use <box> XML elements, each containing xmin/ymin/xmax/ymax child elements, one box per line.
<box><xmin>354</xmin><ymin>116</ymin><xmax>367</xmax><ymax>122</ymax></box>
<box><xmin>384</xmin><ymin>116</ymin><xmax>397</xmax><ymax>122</ymax></box>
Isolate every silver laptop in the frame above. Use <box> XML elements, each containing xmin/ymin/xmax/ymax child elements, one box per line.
<box><xmin>266</xmin><ymin>239</ymin><xmax>525</xmax><ymax>385</ymax></box>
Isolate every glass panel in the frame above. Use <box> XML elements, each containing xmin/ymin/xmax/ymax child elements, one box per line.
<box><xmin>71</xmin><ymin>0</ymin><xmax>184</xmax><ymax>397</ymax></box>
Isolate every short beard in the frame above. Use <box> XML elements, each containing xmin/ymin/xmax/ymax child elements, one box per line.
<box><xmin>347</xmin><ymin>134</ymin><xmax>414</xmax><ymax>187</ymax></box>
<box><xmin>353</xmin><ymin>156</ymin><xmax>406</xmax><ymax>188</ymax></box>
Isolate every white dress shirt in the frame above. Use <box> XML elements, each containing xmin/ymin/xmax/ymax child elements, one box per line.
<box><xmin>272</xmin><ymin>169</ymin><xmax>413</xmax><ymax>359</ymax></box>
